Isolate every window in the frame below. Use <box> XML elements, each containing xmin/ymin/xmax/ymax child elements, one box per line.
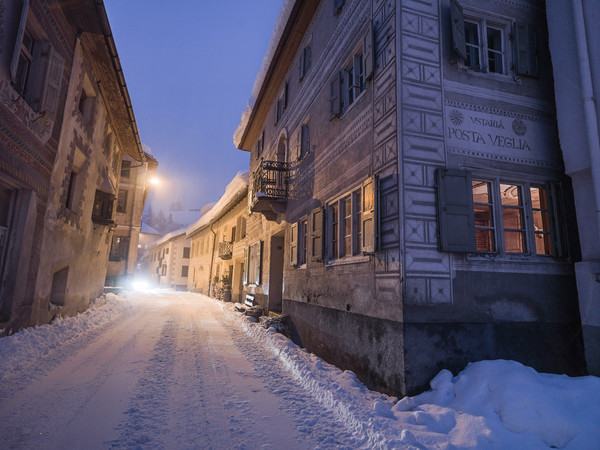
<box><xmin>91</xmin><ymin>190</ymin><xmax>114</xmax><ymax>225</ymax></box>
<box><xmin>121</xmin><ymin>160</ymin><xmax>131</xmax><ymax>179</ymax></box>
<box><xmin>161</xmin><ymin>265</ymin><xmax>167</xmax><ymax>276</ymax></box>
<box><xmin>299</xmin><ymin>44</ymin><xmax>311</xmax><ymax>81</ymax></box>
<box><xmin>333</xmin><ymin>0</ymin><xmax>346</xmax><ymax>14</ymax></box>
<box><xmin>256</xmin><ymin>130</ymin><xmax>264</xmax><ymax>159</ymax></box>
<box><xmin>181</xmin><ymin>265</ymin><xmax>189</xmax><ymax>277</ymax></box>
<box><xmin>109</xmin><ymin>236</ymin><xmax>129</xmax><ymax>261</ymax></box>
<box><xmin>325</xmin><ymin>177</ymin><xmax>376</xmax><ymax>261</ymax></box>
<box><xmin>275</xmin><ymin>82</ymin><xmax>288</xmax><ymax>125</ymax></box>
<box><xmin>116</xmin><ymin>189</ymin><xmax>128</xmax><ymax>213</ymax></box>
<box><xmin>296</xmin><ymin>122</ymin><xmax>310</xmax><ymax>160</ymax></box>
<box><xmin>450</xmin><ymin>0</ymin><xmax>509</xmax><ymax>75</ymax></box>
<box><xmin>183</xmin><ymin>247</ymin><xmax>190</xmax><ymax>258</ymax></box>
<box><xmin>65</xmin><ymin>171</ymin><xmax>77</xmax><ymax>210</ymax></box>
<box><xmin>330</xmin><ymin>25</ymin><xmax>373</xmax><ymax>118</ymax></box>
<box><xmin>437</xmin><ymin>169</ymin><xmax>561</xmax><ymax>256</ymax></box>
<box><xmin>10</xmin><ymin>1</ymin><xmax>65</xmax><ymax>118</ymax></box>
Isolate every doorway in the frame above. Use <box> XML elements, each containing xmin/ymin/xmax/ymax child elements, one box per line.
<box><xmin>269</xmin><ymin>231</ymin><xmax>284</xmax><ymax>313</ymax></box>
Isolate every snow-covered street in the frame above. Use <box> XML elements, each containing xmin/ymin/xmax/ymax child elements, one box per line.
<box><xmin>1</xmin><ymin>290</ymin><xmax>599</xmax><ymax>449</ymax></box>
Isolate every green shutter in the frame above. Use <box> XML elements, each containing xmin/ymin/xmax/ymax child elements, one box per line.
<box><xmin>364</xmin><ymin>22</ymin><xmax>374</xmax><ymax>81</ymax></box>
<box><xmin>515</xmin><ymin>23</ymin><xmax>539</xmax><ymax>77</ymax></box>
<box><xmin>290</xmin><ymin>222</ymin><xmax>298</xmax><ymax>266</ymax></box>
<box><xmin>450</xmin><ymin>0</ymin><xmax>466</xmax><ymax>60</ymax></box>
<box><xmin>436</xmin><ymin>169</ymin><xmax>476</xmax><ymax>252</ymax></box>
<box><xmin>330</xmin><ymin>73</ymin><xmax>341</xmax><ymax>118</ymax></box>
<box><xmin>10</xmin><ymin>0</ymin><xmax>29</xmax><ymax>84</ymax></box>
<box><xmin>311</xmin><ymin>207</ymin><xmax>323</xmax><ymax>262</ymax></box>
<box><xmin>362</xmin><ymin>176</ymin><xmax>377</xmax><ymax>254</ymax></box>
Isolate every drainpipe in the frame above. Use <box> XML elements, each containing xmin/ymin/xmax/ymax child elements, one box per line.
<box><xmin>572</xmin><ymin>0</ymin><xmax>600</xmax><ymax>243</ymax></box>
<box><xmin>208</xmin><ymin>223</ymin><xmax>217</xmax><ymax>296</ymax></box>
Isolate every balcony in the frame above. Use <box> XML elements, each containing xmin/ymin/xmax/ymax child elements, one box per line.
<box><xmin>250</xmin><ymin>160</ymin><xmax>292</xmax><ymax>221</ymax></box>
<box><xmin>218</xmin><ymin>241</ymin><xmax>233</xmax><ymax>260</ymax></box>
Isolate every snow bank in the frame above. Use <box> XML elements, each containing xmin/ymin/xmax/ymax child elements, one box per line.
<box><xmin>186</xmin><ymin>171</ymin><xmax>248</xmax><ymax>237</ymax></box>
<box><xmin>0</xmin><ymin>293</ymin><xmax>136</xmax><ymax>396</ymax></box>
<box><xmin>233</xmin><ymin>0</ymin><xmax>295</xmax><ymax>148</ymax></box>
<box><xmin>226</xmin><ymin>304</ymin><xmax>600</xmax><ymax>449</ymax></box>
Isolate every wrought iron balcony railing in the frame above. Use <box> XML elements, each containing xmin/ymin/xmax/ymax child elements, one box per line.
<box><xmin>218</xmin><ymin>241</ymin><xmax>233</xmax><ymax>260</ymax></box>
<box><xmin>252</xmin><ymin>160</ymin><xmax>292</xmax><ymax>202</ymax></box>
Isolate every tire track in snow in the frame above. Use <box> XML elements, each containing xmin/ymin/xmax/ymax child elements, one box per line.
<box><xmin>215</xmin><ymin>311</ymin><xmax>362</xmax><ymax>448</ymax></box>
<box><xmin>108</xmin><ymin>318</ymin><xmax>178</xmax><ymax>449</ymax></box>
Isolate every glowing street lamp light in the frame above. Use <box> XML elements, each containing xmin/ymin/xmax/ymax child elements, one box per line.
<box><xmin>149</xmin><ymin>177</ymin><xmax>160</xmax><ymax>186</ymax></box>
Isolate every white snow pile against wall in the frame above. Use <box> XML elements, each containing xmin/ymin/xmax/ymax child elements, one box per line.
<box><xmin>233</xmin><ymin>0</ymin><xmax>295</xmax><ymax>148</ymax></box>
<box><xmin>0</xmin><ymin>293</ymin><xmax>135</xmax><ymax>398</ymax></box>
<box><xmin>186</xmin><ymin>171</ymin><xmax>249</xmax><ymax>237</ymax></box>
<box><xmin>226</xmin><ymin>305</ymin><xmax>600</xmax><ymax>449</ymax></box>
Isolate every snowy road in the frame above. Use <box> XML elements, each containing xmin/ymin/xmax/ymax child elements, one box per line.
<box><xmin>0</xmin><ymin>291</ymin><xmax>365</xmax><ymax>449</ymax></box>
<box><xmin>1</xmin><ymin>290</ymin><xmax>599</xmax><ymax>450</ymax></box>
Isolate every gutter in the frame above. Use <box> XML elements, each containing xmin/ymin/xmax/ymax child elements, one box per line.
<box><xmin>93</xmin><ymin>0</ymin><xmax>145</xmax><ymax>162</ymax></box>
<box><xmin>208</xmin><ymin>223</ymin><xmax>217</xmax><ymax>296</ymax></box>
<box><xmin>572</xmin><ymin>0</ymin><xmax>600</xmax><ymax>243</ymax></box>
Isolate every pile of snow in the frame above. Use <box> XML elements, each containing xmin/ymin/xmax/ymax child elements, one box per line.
<box><xmin>233</xmin><ymin>0</ymin><xmax>295</xmax><ymax>148</ymax></box>
<box><xmin>0</xmin><ymin>294</ymin><xmax>137</xmax><ymax>396</ymax></box>
<box><xmin>226</xmin><ymin>304</ymin><xmax>600</xmax><ymax>448</ymax></box>
<box><xmin>186</xmin><ymin>172</ymin><xmax>248</xmax><ymax>237</ymax></box>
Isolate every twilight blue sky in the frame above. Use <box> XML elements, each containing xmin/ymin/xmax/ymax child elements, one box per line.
<box><xmin>105</xmin><ymin>1</ymin><xmax>282</xmax><ymax>213</ymax></box>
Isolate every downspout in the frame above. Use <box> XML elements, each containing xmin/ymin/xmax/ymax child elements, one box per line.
<box><xmin>208</xmin><ymin>223</ymin><xmax>217</xmax><ymax>296</ymax></box>
<box><xmin>572</xmin><ymin>0</ymin><xmax>600</xmax><ymax>243</ymax></box>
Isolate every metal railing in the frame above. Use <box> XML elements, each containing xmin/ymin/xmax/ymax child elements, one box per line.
<box><xmin>252</xmin><ymin>160</ymin><xmax>292</xmax><ymax>202</ymax></box>
<box><xmin>218</xmin><ymin>241</ymin><xmax>233</xmax><ymax>259</ymax></box>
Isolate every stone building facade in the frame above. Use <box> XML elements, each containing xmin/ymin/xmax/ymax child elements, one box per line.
<box><xmin>105</xmin><ymin>152</ymin><xmax>158</xmax><ymax>287</ymax></box>
<box><xmin>235</xmin><ymin>0</ymin><xmax>585</xmax><ymax>395</ymax></box>
<box><xmin>0</xmin><ymin>0</ymin><xmax>147</xmax><ymax>332</ymax></box>
<box><xmin>186</xmin><ymin>173</ymin><xmax>248</xmax><ymax>303</ymax></box>
<box><xmin>145</xmin><ymin>228</ymin><xmax>190</xmax><ymax>290</ymax></box>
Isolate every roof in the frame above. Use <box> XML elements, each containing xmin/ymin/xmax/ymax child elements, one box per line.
<box><xmin>61</xmin><ymin>0</ymin><xmax>145</xmax><ymax>161</ymax></box>
<box><xmin>234</xmin><ymin>0</ymin><xmax>320</xmax><ymax>151</ymax></box>
<box><xmin>150</xmin><ymin>227</ymin><xmax>189</xmax><ymax>249</ymax></box>
<box><xmin>186</xmin><ymin>172</ymin><xmax>249</xmax><ymax>237</ymax></box>
<box><xmin>141</xmin><ymin>223</ymin><xmax>160</xmax><ymax>235</ymax></box>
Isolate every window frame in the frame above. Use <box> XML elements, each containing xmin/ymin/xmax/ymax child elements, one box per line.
<box><xmin>471</xmin><ymin>176</ymin><xmax>559</xmax><ymax>257</ymax></box>
<box><xmin>325</xmin><ymin>180</ymin><xmax>373</xmax><ymax>263</ymax></box>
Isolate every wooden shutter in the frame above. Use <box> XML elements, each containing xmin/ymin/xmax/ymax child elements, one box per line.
<box><xmin>305</xmin><ymin>47</ymin><xmax>311</xmax><ymax>72</ymax></box>
<box><xmin>362</xmin><ymin>176</ymin><xmax>377</xmax><ymax>254</ymax></box>
<box><xmin>515</xmin><ymin>23</ymin><xmax>539</xmax><ymax>77</ymax></box>
<box><xmin>299</xmin><ymin>50</ymin><xmax>306</xmax><ymax>80</ymax></box>
<box><xmin>255</xmin><ymin>241</ymin><xmax>263</xmax><ymax>285</ymax></box>
<box><xmin>301</xmin><ymin>124</ymin><xmax>309</xmax><ymax>157</ymax></box>
<box><xmin>10</xmin><ymin>0</ymin><xmax>29</xmax><ymax>83</ymax></box>
<box><xmin>283</xmin><ymin>82</ymin><xmax>288</xmax><ymax>109</ymax></box>
<box><xmin>450</xmin><ymin>0</ymin><xmax>466</xmax><ymax>60</ymax></box>
<box><xmin>242</xmin><ymin>247</ymin><xmax>248</xmax><ymax>285</ymax></box>
<box><xmin>364</xmin><ymin>23</ymin><xmax>374</xmax><ymax>80</ymax></box>
<box><xmin>295</xmin><ymin>129</ymin><xmax>301</xmax><ymax>160</ymax></box>
<box><xmin>236</xmin><ymin>216</ymin><xmax>242</xmax><ymax>241</ymax></box>
<box><xmin>41</xmin><ymin>45</ymin><xmax>65</xmax><ymax>117</ymax></box>
<box><xmin>435</xmin><ymin>168</ymin><xmax>476</xmax><ymax>252</ymax></box>
<box><xmin>353</xmin><ymin>55</ymin><xmax>362</xmax><ymax>89</ymax></box>
<box><xmin>330</xmin><ymin>73</ymin><xmax>341</xmax><ymax>118</ymax></box>
<box><xmin>333</xmin><ymin>0</ymin><xmax>345</xmax><ymax>14</ymax></box>
<box><xmin>311</xmin><ymin>207</ymin><xmax>323</xmax><ymax>262</ymax></box>
<box><xmin>290</xmin><ymin>222</ymin><xmax>298</xmax><ymax>266</ymax></box>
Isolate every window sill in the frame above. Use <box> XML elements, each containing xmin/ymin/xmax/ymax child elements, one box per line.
<box><xmin>325</xmin><ymin>254</ymin><xmax>370</xmax><ymax>267</ymax></box>
<box><xmin>454</xmin><ymin>253</ymin><xmax>573</xmax><ymax>275</ymax></box>
<box><xmin>457</xmin><ymin>65</ymin><xmax>518</xmax><ymax>84</ymax></box>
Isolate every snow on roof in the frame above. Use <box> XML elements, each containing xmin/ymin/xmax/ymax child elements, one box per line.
<box><xmin>186</xmin><ymin>172</ymin><xmax>249</xmax><ymax>237</ymax></box>
<box><xmin>141</xmin><ymin>222</ymin><xmax>160</xmax><ymax>235</ymax></box>
<box><xmin>151</xmin><ymin>226</ymin><xmax>189</xmax><ymax>249</ymax></box>
<box><xmin>233</xmin><ymin>0</ymin><xmax>295</xmax><ymax>148</ymax></box>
